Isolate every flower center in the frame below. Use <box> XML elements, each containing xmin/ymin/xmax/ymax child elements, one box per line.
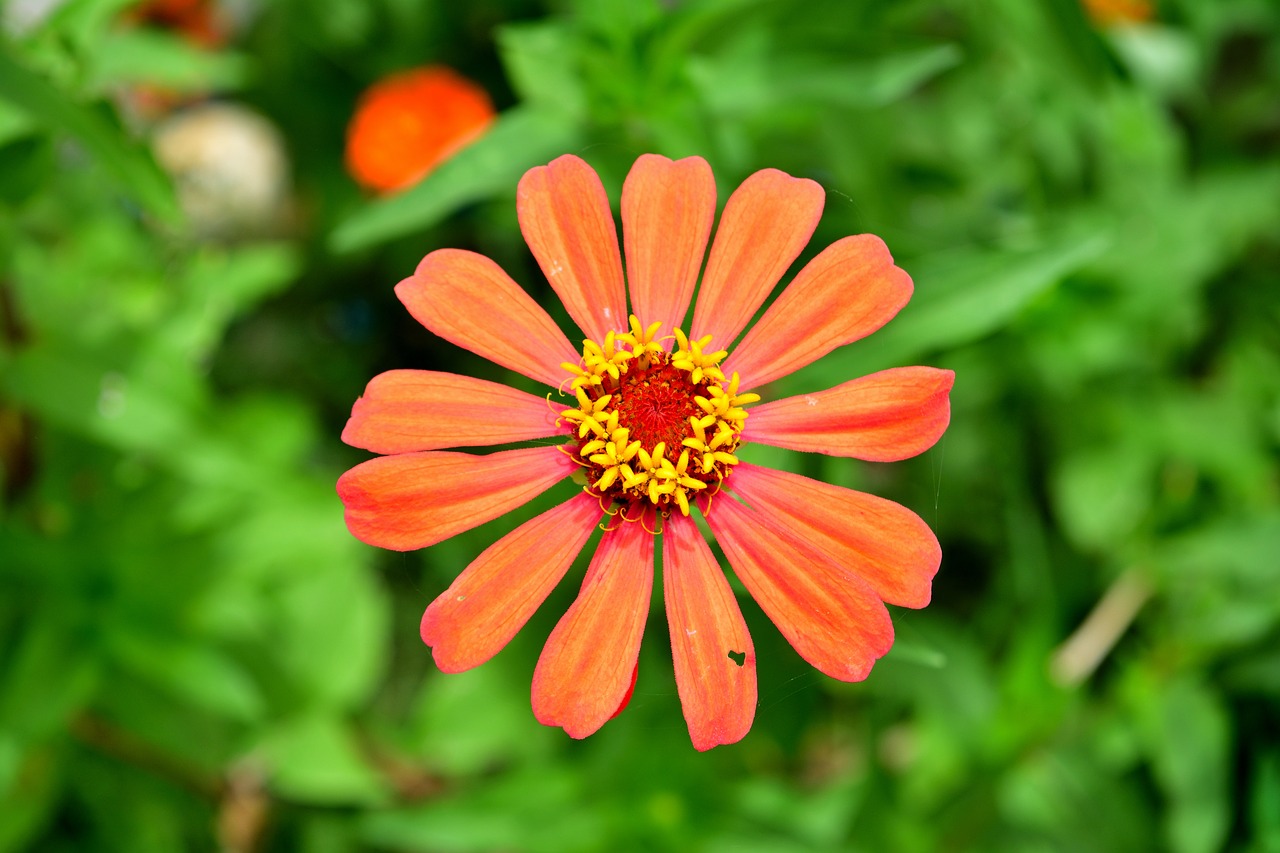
<box><xmin>560</xmin><ymin>316</ymin><xmax>759</xmax><ymax>518</ymax></box>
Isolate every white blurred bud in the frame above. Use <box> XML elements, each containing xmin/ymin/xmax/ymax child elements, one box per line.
<box><xmin>151</xmin><ymin>101</ymin><xmax>291</xmax><ymax>239</ymax></box>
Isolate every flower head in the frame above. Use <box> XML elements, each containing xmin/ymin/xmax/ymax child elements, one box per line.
<box><xmin>338</xmin><ymin>153</ymin><xmax>953</xmax><ymax>750</ymax></box>
<box><xmin>344</xmin><ymin>65</ymin><xmax>495</xmax><ymax>194</ymax></box>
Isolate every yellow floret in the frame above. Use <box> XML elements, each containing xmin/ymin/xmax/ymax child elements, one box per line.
<box><xmin>563</xmin><ymin>318</ymin><xmax>760</xmax><ymax>519</ymax></box>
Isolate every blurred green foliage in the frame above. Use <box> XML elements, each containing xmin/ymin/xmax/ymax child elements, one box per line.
<box><xmin>2</xmin><ymin>0</ymin><xmax>1279</xmax><ymax>850</ymax></box>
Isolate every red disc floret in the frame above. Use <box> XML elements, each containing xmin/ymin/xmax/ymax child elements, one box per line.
<box><xmin>559</xmin><ymin>318</ymin><xmax>755</xmax><ymax>518</ymax></box>
<box><xmin>608</xmin><ymin>356</ymin><xmax>703</xmax><ymax>452</ymax></box>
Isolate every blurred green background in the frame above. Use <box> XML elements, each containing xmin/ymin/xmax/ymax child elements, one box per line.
<box><xmin>2</xmin><ymin>0</ymin><xmax>1279</xmax><ymax>850</ymax></box>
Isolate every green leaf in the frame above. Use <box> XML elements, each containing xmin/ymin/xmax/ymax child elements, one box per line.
<box><xmin>260</xmin><ymin>714</ymin><xmax>387</xmax><ymax>805</ymax></box>
<box><xmin>106</xmin><ymin>629</ymin><xmax>265</xmax><ymax>722</ymax></box>
<box><xmin>0</xmin><ymin>741</ymin><xmax>62</xmax><ymax>853</ymax></box>
<box><xmin>0</xmin><ymin>736</ymin><xmax>17</xmax><ymax>797</ymax></box>
<box><xmin>1051</xmin><ymin>442</ymin><xmax>1155</xmax><ymax>551</ymax></box>
<box><xmin>361</xmin><ymin>768</ymin><xmax>602</xmax><ymax>853</ymax></box>
<box><xmin>163</xmin><ymin>243</ymin><xmax>300</xmax><ymax>362</ymax></box>
<box><xmin>790</xmin><ymin>45</ymin><xmax>963</xmax><ymax>109</ymax></box>
<box><xmin>885</xmin><ymin>636</ymin><xmax>947</xmax><ymax>669</ymax></box>
<box><xmin>269</xmin><ymin>559</ymin><xmax>389</xmax><ymax>710</ymax></box>
<box><xmin>0</xmin><ymin>47</ymin><xmax>178</xmax><ymax>221</ymax></box>
<box><xmin>733</xmin><ymin>774</ymin><xmax>864</xmax><ymax>849</ymax></box>
<box><xmin>364</xmin><ymin>807</ymin><xmax>532</xmax><ymax>853</ymax></box>
<box><xmin>1143</xmin><ymin>677</ymin><xmax>1231</xmax><ymax>853</ymax></box>
<box><xmin>689</xmin><ymin>44</ymin><xmax>962</xmax><ymax>116</ymax></box>
<box><xmin>0</xmin><ymin>616</ymin><xmax>100</xmax><ymax>740</ymax></box>
<box><xmin>84</xmin><ymin>30</ymin><xmax>251</xmax><ymax>94</ymax></box>
<box><xmin>870</xmin><ymin>230</ymin><xmax>1111</xmax><ymax>365</ymax></box>
<box><xmin>1</xmin><ymin>347</ymin><xmax>196</xmax><ymax>458</ymax></box>
<box><xmin>1250</xmin><ymin>752</ymin><xmax>1280</xmax><ymax>850</ymax></box>
<box><xmin>1154</xmin><ymin>515</ymin><xmax>1280</xmax><ymax>654</ymax></box>
<box><xmin>0</xmin><ymin>97</ymin><xmax>35</xmax><ymax>144</ymax></box>
<box><xmin>329</xmin><ymin>107</ymin><xmax>582</xmax><ymax>253</ymax></box>
<box><xmin>996</xmin><ymin>744</ymin><xmax>1154</xmax><ymax>848</ymax></box>
<box><xmin>0</xmin><ymin>132</ymin><xmax>54</xmax><ymax>207</ymax></box>
<box><xmin>195</xmin><ymin>242</ymin><xmax>302</xmax><ymax>312</ymax></box>
<box><xmin>497</xmin><ymin>22</ymin><xmax>587</xmax><ymax>119</ymax></box>
<box><xmin>573</xmin><ymin>0</ymin><xmax>662</xmax><ymax>43</ymax></box>
<box><xmin>1107</xmin><ymin>24</ymin><xmax>1200</xmax><ymax>98</ymax></box>
<box><xmin>29</xmin><ymin>0</ymin><xmax>138</xmax><ymax>47</ymax></box>
<box><xmin>407</xmin><ymin>667</ymin><xmax>553</xmax><ymax>775</ymax></box>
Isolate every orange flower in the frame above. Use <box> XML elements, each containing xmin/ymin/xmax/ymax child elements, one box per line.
<box><xmin>1082</xmin><ymin>0</ymin><xmax>1153</xmax><ymax>26</ymax></box>
<box><xmin>337</xmin><ymin>154</ymin><xmax>954</xmax><ymax>750</ymax></box>
<box><xmin>344</xmin><ymin>66</ymin><xmax>495</xmax><ymax>194</ymax></box>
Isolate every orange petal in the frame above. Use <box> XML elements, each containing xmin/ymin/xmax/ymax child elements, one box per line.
<box><xmin>744</xmin><ymin>366</ymin><xmax>954</xmax><ymax>461</ymax></box>
<box><xmin>725</xmin><ymin>235</ymin><xmax>913</xmax><ymax>389</ymax></box>
<box><xmin>421</xmin><ymin>493</ymin><xmax>601</xmax><ymax>672</ymax></box>
<box><xmin>518</xmin><ymin>155</ymin><xmax>627</xmax><ymax>342</ymax></box>
<box><xmin>691</xmin><ymin>169</ymin><xmax>824</xmax><ymax>349</ymax></box>
<box><xmin>341</xmin><ymin>370</ymin><xmax>561</xmax><ymax>454</ymax></box>
<box><xmin>729</xmin><ymin>463</ymin><xmax>939</xmax><ymax>608</ymax></box>
<box><xmin>621</xmin><ymin>154</ymin><xmax>716</xmax><ymax>332</ymax></box>
<box><xmin>706</xmin><ymin>496</ymin><xmax>894</xmax><ymax>682</ymax></box>
<box><xmin>663</xmin><ymin>513</ymin><xmax>756</xmax><ymax>751</ymax></box>
<box><xmin>531</xmin><ymin>516</ymin><xmax>654</xmax><ymax>739</ymax></box>
<box><xmin>337</xmin><ymin>446</ymin><xmax>576</xmax><ymax>551</ymax></box>
<box><xmin>610</xmin><ymin>662</ymin><xmax>639</xmax><ymax>720</ymax></box>
<box><xmin>396</xmin><ymin>249</ymin><xmax>578</xmax><ymax>388</ymax></box>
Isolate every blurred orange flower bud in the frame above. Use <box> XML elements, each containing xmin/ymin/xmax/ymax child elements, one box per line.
<box><xmin>130</xmin><ymin>0</ymin><xmax>228</xmax><ymax>48</ymax></box>
<box><xmin>345</xmin><ymin>66</ymin><xmax>496</xmax><ymax>194</ymax></box>
<box><xmin>1081</xmin><ymin>0</ymin><xmax>1153</xmax><ymax>26</ymax></box>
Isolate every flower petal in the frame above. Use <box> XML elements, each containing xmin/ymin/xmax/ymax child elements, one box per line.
<box><xmin>518</xmin><ymin>154</ymin><xmax>627</xmax><ymax>342</ymax></box>
<box><xmin>729</xmin><ymin>462</ymin><xmax>939</xmax><ymax>608</ymax></box>
<box><xmin>337</xmin><ymin>446</ymin><xmax>576</xmax><ymax>552</ymax></box>
<box><xmin>531</xmin><ymin>516</ymin><xmax>654</xmax><ymax>739</ymax></box>
<box><xmin>662</xmin><ymin>513</ymin><xmax>756</xmax><ymax>751</ymax></box>
<box><xmin>421</xmin><ymin>493</ymin><xmax>602</xmax><ymax>672</ymax></box>
<box><xmin>705</xmin><ymin>496</ymin><xmax>894</xmax><ymax>682</ymax></box>
<box><xmin>610</xmin><ymin>662</ymin><xmax>639</xmax><ymax>720</ymax></box>
<box><xmin>691</xmin><ymin>168</ymin><xmax>824</xmax><ymax>350</ymax></box>
<box><xmin>341</xmin><ymin>370</ymin><xmax>561</xmax><ymax>454</ymax></box>
<box><xmin>725</xmin><ymin>235</ymin><xmax>913</xmax><ymax>389</ymax></box>
<box><xmin>396</xmin><ymin>248</ymin><xmax>578</xmax><ymax>388</ymax></box>
<box><xmin>744</xmin><ymin>366</ymin><xmax>954</xmax><ymax>461</ymax></box>
<box><xmin>622</xmin><ymin>154</ymin><xmax>716</xmax><ymax>332</ymax></box>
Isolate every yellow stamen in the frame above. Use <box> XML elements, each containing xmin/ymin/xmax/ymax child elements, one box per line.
<box><xmin>560</xmin><ymin>314</ymin><xmax>758</xmax><ymax>521</ymax></box>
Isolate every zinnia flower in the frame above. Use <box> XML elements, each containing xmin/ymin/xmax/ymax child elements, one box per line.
<box><xmin>345</xmin><ymin>65</ymin><xmax>495</xmax><ymax>194</ymax></box>
<box><xmin>338</xmin><ymin>154</ymin><xmax>953</xmax><ymax>750</ymax></box>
